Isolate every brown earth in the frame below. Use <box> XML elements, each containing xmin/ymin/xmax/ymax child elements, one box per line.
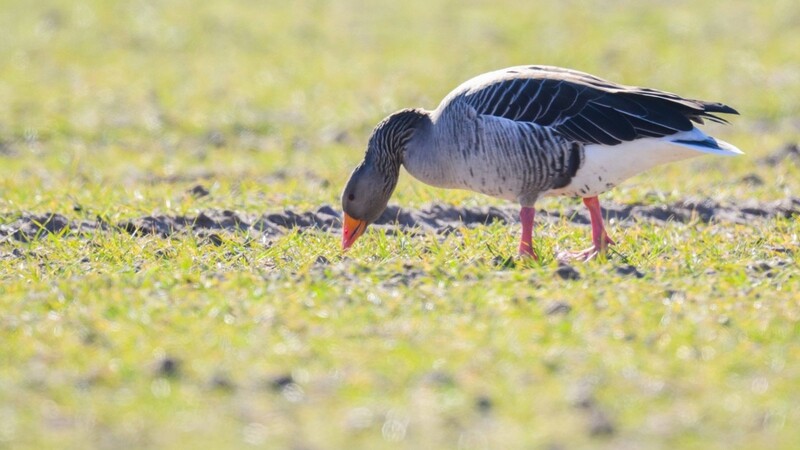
<box><xmin>1</xmin><ymin>197</ymin><xmax>797</xmax><ymax>243</ymax></box>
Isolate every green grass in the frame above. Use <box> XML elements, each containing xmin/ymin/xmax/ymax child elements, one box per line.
<box><xmin>1</xmin><ymin>0</ymin><xmax>799</xmax><ymax>449</ymax></box>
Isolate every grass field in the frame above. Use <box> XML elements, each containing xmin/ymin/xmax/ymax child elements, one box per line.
<box><xmin>1</xmin><ymin>0</ymin><xmax>799</xmax><ymax>449</ymax></box>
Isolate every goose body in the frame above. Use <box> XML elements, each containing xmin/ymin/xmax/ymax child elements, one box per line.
<box><xmin>342</xmin><ymin>65</ymin><xmax>741</xmax><ymax>259</ymax></box>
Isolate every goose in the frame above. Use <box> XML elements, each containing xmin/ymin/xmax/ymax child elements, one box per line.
<box><xmin>341</xmin><ymin>65</ymin><xmax>741</xmax><ymax>260</ymax></box>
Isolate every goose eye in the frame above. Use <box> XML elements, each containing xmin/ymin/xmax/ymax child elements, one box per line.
<box><xmin>348</xmin><ymin>193</ymin><xmax>355</xmax><ymax>201</ymax></box>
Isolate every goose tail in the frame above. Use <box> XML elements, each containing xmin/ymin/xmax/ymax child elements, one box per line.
<box><xmin>667</xmin><ymin>128</ymin><xmax>743</xmax><ymax>156</ymax></box>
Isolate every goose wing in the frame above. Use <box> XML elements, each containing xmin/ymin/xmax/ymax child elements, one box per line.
<box><xmin>447</xmin><ymin>65</ymin><xmax>738</xmax><ymax>146</ymax></box>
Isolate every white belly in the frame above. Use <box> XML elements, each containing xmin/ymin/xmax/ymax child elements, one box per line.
<box><xmin>546</xmin><ymin>138</ymin><xmax>700</xmax><ymax>198</ymax></box>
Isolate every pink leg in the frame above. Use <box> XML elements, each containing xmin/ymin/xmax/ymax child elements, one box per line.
<box><xmin>518</xmin><ymin>206</ymin><xmax>538</xmax><ymax>259</ymax></box>
<box><xmin>558</xmin><ymin>197</ymin><xmax>615</xmax><ymax>261</ymax></box>
<box><xmin>584</xmin><ymin>197</ymin><xmax>615</xmax><ymax>250</ymax></box>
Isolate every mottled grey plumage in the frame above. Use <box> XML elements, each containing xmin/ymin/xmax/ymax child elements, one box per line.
<box><xmin>342</xmin><ymin>65</ymin><xmax>741</xmax><ymax>257</ymax></box>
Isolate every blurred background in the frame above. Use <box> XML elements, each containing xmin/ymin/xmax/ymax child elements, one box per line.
<box><xmin>1</xmin><ymin>0</ymin><xmax>798</xmax><ymax>217</ymax></box>
<box><xmin>1</xmin><ymin>2</ymin><xmax>800</xmax><ymax>449</ymax></box>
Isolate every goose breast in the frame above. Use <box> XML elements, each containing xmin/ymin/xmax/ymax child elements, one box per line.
<box><xmin>404</xmin><ymin>100</ymin><xmax>582</xmax><ymax>203</ymax></box>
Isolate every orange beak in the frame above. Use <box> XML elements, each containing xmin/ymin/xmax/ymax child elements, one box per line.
<box><xmin>342</xmin><ymin>213</ymin><xmax>367</xmax><ymax>250</ymax></box>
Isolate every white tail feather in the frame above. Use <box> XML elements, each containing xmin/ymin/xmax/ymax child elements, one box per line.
<box><xmin>666</xmin><ymin>128</ymin><xmax>743</xmax><ymax>156</ymax></box>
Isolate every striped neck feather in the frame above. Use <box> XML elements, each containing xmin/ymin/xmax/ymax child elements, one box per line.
<box><xmin>365</xmin><ymin>108</ymin><xmax>429</xmax><ymax>174</ymax></box>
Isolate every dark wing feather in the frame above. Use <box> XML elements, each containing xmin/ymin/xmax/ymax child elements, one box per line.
<box><xmin>450</xmin><ymin>65</ymin><xmax>739</xmax><ymax>145</ymax></box>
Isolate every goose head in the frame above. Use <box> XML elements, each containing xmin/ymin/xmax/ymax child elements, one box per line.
<box><xmin>341</xmin><ymin>108</ymin><xmax>429</xmax><ymax>250</ymax></box>
<box><xmin>341</xmin><ymin>160</ymin><xmax>395</xmax><ymax>249</ymax></box>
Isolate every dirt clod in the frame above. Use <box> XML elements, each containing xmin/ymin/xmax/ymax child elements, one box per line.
<box><xmin>206</xmin><ymin>233</ymin><xmax>224</xmax><ymax>246</ymax></box>
<box><xmin>554</xmin><ymin>263</ymin><xmax>581</xmax><ymax>280</ymax></box>
<box><xmin>188</xmin><ymin>184</ymin><xmax>210</xmax><ymax>197</ymax></box>
<box><xmin>3</xmin><ymin>213</ymin><xmax>74</xmax><ymax>242</ymax></box>
<box><xmin>210</xmin><ymin>373</ymin><xmax>235</xmax><ymax>391</ymax></box>
<box><xmin>615</xmin><ymin>264</ymin><xmax>644</xmax><ymax>278</ymax></box>
<box><xmin>475</xmin><ymin>395</ymin><xmax>493</xmax><ymax>413</ymax></box>
<box><xmin>206</xmin><ymin>130</ymin><xmax>226</xmax><ymax>148</ymax></box>
<box><xmin>748</xmin><ymin>259</ymin><xmax>791</xmax><ymax>278</ymax></box>
<box><xmin>156</xmin><ymin>357</ymin><xmax>181</xmax><ymax>378</ymax></box>
<box><xmin>739</xmin><ymin>174</ymin><xmax>765</xmax><ymax>186</ymax></box>
<box><xmin>749</xmin><ymin>261</ymin><xmax>774</xmax><ymax>273</ymax></box>
<box><xmin>268</xmin><ymin>374</ymin><xmax>294</xmax><ymax>392</ymax></box>
<box><xmin>545</xmin><ymin>301</ymin><xmax>572</xmax><ymax>316</ymax></box>
<box><xmin>759</xmin><ymin>142</ymin><xmax>800</xmax><ymax>166</ymax></box>
<box><xmin>420</xmin><ymin>371</ymin><xmax>455</xmax><ymax>387</ymax></box>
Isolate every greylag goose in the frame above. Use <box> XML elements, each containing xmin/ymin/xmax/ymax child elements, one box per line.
<box><xmin>341</xmin><ymin>65</ymin><xmax>741</xmax><ymax>260</ymax></box>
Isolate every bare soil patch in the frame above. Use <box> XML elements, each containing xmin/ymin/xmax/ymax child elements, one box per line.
<box><xmin>1</xmin><ymin>197</ymin><xmax>797</xmax><ymax>243</ymax></box>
